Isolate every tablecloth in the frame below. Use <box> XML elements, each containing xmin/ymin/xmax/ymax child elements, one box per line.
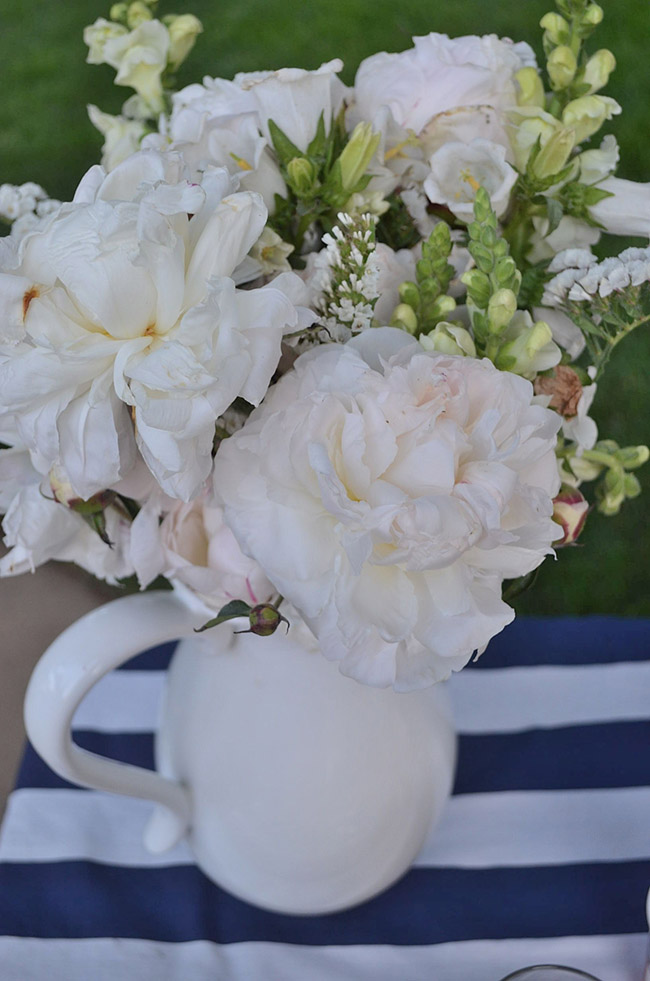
<box><xmin>0</xmin><ymin>616</ymin><xmax>649</xmax><ymax>980</ymax></box>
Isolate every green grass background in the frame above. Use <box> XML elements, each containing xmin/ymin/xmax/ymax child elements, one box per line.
<box><xmin>0</xmin><ymin>0</ymin><xmax>648</xmax><ymax>615</ymax></box>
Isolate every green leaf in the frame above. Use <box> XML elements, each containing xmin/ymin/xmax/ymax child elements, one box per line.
<box><xmin>268</xmin><ymin>119</ymin><xmax>303</xmax><ymax>167</ymax></box>
<box><xmin>306</xmin><ymin>111</ymin><xmax>327</xmax><ymax>161</ymax></box>
<box><xmin>194</xmin><ymin>599</ymin><xmax>252</xmax><ymax>633</ymax></box>
<box><xmin>546</xmin><ymin>197</ymin><xmax>564</xmax><ymax>234</ymax></box>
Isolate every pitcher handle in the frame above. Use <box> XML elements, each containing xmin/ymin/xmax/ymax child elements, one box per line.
<box><xmin>24</xmin><ymin>590</ymin><xmax>201</xmax><ymax>853</ymax></box>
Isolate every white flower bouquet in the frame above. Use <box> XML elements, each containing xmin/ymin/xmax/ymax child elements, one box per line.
<box><xmin>1</xmin><ymin>0</ymin><xmax>648</xmax><ymax>690</ymax></box>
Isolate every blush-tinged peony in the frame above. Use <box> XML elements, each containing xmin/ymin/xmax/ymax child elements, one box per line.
<box><xmin>354</xmin><ymin>33</ymin><xmax>536</xmax><ymax>140</ymax></box>
<box><xmin>0</xmin><ymin>151</ymin><xmax>299</xmax><ymax>501</ymax></box>
<box><xmin>130</xmin><ymin>493</ymin><xmax>274</xmax><ymax>610</ymax></box>
<box><xmin>214</xmin><ymin>328</ymin><xmax>562</xmax><ymax>691</ymax></box>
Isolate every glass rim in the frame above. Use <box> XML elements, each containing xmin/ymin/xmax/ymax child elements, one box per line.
<box><xmin>499</xmin><ymin>966</ymin><xmax>601</xmax><ymax>981</ymax></box>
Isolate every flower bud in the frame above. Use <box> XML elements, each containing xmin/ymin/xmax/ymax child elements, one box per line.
<box><xmin>239</xmin><ymin>604</ymin><xmax>290</xmax><ymax>637</ymax></box>
<box><xmin>109</xmin><ymin>3</ymin><xmax>129</xmax><ymax>23</ymax></box>
<box><xmin>339</xmin><ymin>123</ymin><xmax>380</xmax><ymax>191</ymax></box>
<box><xmin>532</xmin><ymin>127</ymin><xmax>575</xmax><ymax>180</ymax></box>
<box><xmin>616</xmin><ymin>444</ymin><xmax>650</xmax><ymax>470</ymax></box>
<box><xmin>582</xmin><ymin>49</ymin><xmax>616</xmax><ymax>94</ymax></box>
<box><xmin>287</xmin><ymin>157</ymin><xmax>317</xmax><ymax>195</ymax></box>
<box><xmin>553</xmin><ymin>485</ymin><xmax>589</xmax><ymax>544</ymax></box>
<box><xmin>496</xmin><ymin>320</ymin><xmax>557</xmax><ymax>379</ymax></box>
<box><xmin>390</xmin><ymin>303</ymin><xmax>418</xmax><ymax>334</ymax></box>
<box><xmin>166</xmin><ymin>13</ymin><xmax>203</xmax><ymax>71</ymax></box>
<box><xmin>562</xmin><ymin>95</ymin><xmax>621</xmax><ymax>144</ymax></box>
<box><xmin>515</xmin><ymin>67</ymin><xmax>546</xmax><ymax>108</ymax></box>
<box><xmin>582</xmin><ymin>4</ymin><xmax>604</xmax><ymax>26</ymax></box>
<box><xmin>431</xmin><ymin>294</ymin><xmax>457</xmax><ymax>321</ymax></box>
<box><xmin>624</xmin><ymin>472</ymin><xmax>641</xmax><ymax>499</ymax></box>
<box><xmin>398</xmin><ymin>280</ymin><xmax>420</xmax><ymax>309</ymax></box>
<box><xmin>540</xmin><ymin>12</ymin><xmax>570</xmax><ymax>45</ymax></box>
<box><xmin>487</xmin><ymin>288</ymin><xmax>517</xmax><ymax>332</ymax></box>
<box><xmin>460</xmin><ymin>269</ymin><xmax>492</xmax><ymax>309</ymax></box>
<box><xmin>420</xmin><ymin>323</ymin><xmax>476</xmax><ymax>357</ymax></box>
<box><xmin>547</xmin><ymin>45</ymin><xmax>578</xmax><ymax>90</ymax></box>
<box><xmin>49</xmin><ymin>466</ymin><xmax>115</xmax><ymax>546</ymax></box>
<box><xmin>126</xmin><ymin>1</ymin><xmax>153</xmax><ymax>29</ymax></box>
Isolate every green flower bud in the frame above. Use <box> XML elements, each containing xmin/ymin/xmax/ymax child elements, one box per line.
<box><xmin>495</xmin><ymin>320</ymin><xmax>555</xmax><ymax>378</ymax></box>
<box><xmin>515</xmin><ymin>67</ymin><xmax>546</xmax><ymax>108</ymax></box>
<box><xmin>531</xmin><ymin>127</ymin><xmax>575</xmax><ymax>180</ymax></box>
<box><xmin>624</xmin><ymin>472</ymin><xmax>642</xmax><ymax>499</ymax></box>
<box><xmin>420</xmin><ymin>323</ymin><xmax>476</xmax><ymax>357</ymax></box>
<box><xmin>547</xmin><ymin>45</ymin><xmax>578</xmax><ymax>90</ymax></box>
<box><xmin>390</xmin><ymin>303</ymin><xmax>418</xmax><ymax>334</ymax></box>
<box><xmin>562</xmin><ymin>95</ymin><xmax>621</xmax><ymax>144</ymax></box>
<box><xmin>582</xmin><ymin>4</ymin><xmax>604</xmax><ymax>26</ymax></box>
<box><xmin>339</xmin><ymin>122</ymin><xmax>380</xmax><ymax>191</ymax></box>
<box><xmin>600</xmin><ymin>465</ymin><xmax>626</xmax><ymax>515</ymax></box>
<box><xmin>109</xmin><ymin>3</ymin><xmax>129</xmax><ymax>23</ymax></box>
<box><xmin>166</xmin><ymin>13</ymin><xmax>203</xmax><ymax>71</ymax></box>
<box><xmin>616</xmin><ymin>444</ymin><xmax>650</xmax><ymax>470</ymax></box>
<box><xmin>582</xmin><ymin>49</ymin><xmax>616</xmax><ymax>94</ymax></box>
<box><xmin>126</xmin><ymin>1</ymin><xmax>153</xmax><ymax>29</ymax></box>
<box><xmin>460</xmin><ymin>269</ymin><xmax>492</xmax><ymax>309</ymax></box>
<box><xmin>540</xmin><ymin>11</ymin><xmax>570</xmax><ymax>44</ymax></box>
<box><xmin>494</xmin><ymin>256</ymin><xmax>521</xmax><ymax>291</ymax></box>
<box><xmin>487</xmin><ymin>288</ymin><xmax>517</xmax><ymax>332</ymax></box>
<box><xmin>398</xmin><ymin>281</ymin><xmax>420</xmax><ymax>309</ymax></box>
<box><xmin>287</xmin><ymin>157</ymin><xmax>317</xmax><ymax>195</ymax></box>
<box><xmin>430</xmin><ymin>294</ymin><xmax>457</xmax><ymax>320</ymax></box>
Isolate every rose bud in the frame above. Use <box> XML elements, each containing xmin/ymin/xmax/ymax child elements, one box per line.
<box><xmin>236</xmin><ymin>604</ymin><xmax>290</xmax><ymax>637</ymax></box>
<box><xmin>552</xmin><ymin>485</ymin><xmax>590</xmax><ymax>545</ymax></box>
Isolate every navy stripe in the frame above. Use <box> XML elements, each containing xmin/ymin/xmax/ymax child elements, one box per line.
<box><xmin>454</xmin><ymin>720</ymin><xmax>650</xmax><ymax>793</ymax></box>
<box><xmin>471</xmin><ymin>616</ymin><xmax>650</xmax><ymax>668</ymax></box>
<box><xmin>116</xmin><ymin>641</ymin><xmax>176</xmax><ymax>672</ymax></box>
<box><xmin>16</xmin><ymin>721</ymin><xmax>650</xmax><ymax>794</ymax></box>
<box><xmin>0</xmin><ymin>860</ymin><xmax>647</xmax><ymax>944</ymax></box>
<box><xmin>15</xmin><ymin>734</ymin><xmax>155</xmax><ymax>792</ymax></box>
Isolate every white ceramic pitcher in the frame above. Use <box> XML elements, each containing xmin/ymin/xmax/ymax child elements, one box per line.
<box><xmin>24</xmin><ymin>588</ymin><xmax>457</xmax><ymax>915</ymax></box>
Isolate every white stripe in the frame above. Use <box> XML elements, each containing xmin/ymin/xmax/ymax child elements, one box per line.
<box><xmin>0</xmin><ymin>790</ymin><xmax>193</xmax><ymax>866</ymax></box>
<box><xmin>0</xmin><ymin>936</ymin><xmax>644</xmax><ymax>981</ymax></box>
<box><xmin>70</xmin><ymin>662</ymin><xmax>650</xmax><ymax>735</ymax></box>
<box><xmin>72</xmin><ymin>671</ymin><xmax>166</xmax><ymax>733</ymax></box>
<box><xmin>3</xmin><ymin>786</ymin><xmax>650</xmax><ymax>869</ymax></box>
<box><xmin>450</xmin><ymin>661</ymin><xmax>650</xmax><ymax>733</ymax></box>
<box><xmin>416</xmin><ymin>787</ymin><xmax>650</xmax><ymax>867</ymax></box>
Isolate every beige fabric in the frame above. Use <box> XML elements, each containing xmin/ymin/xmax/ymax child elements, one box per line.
<box><xmin>0</xmin><ymin>552</ymin><xmax>116</xmax><ymax>817</ymax></box>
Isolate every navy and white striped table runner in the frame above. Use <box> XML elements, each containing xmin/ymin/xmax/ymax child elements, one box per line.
<box><xmin>0</xmin><ymin>617</ymin><xmax>649</xmax><ymax>980</ymax></box>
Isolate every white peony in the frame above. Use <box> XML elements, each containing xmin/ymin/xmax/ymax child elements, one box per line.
<box><xmin>354</xmin><ymin>33</ymin><xmax>536</xmax><ymax>138</ymax></box>
<box><xmin>151</xmin><ymin>60</ymin><xmax>347</xmax><ymax>210</ymax></box>
<box><xmin>214</xmin><ymin>328</ymin><xmax>562</xmax><ymax>691</ymax></box>
<box><xmin>0</xmin><ymin>151</ymin><xmax>298</xmax><ymax>501</ymax></box>
<box><xmin>0</xmin><ymin>446</ymin><xmax>133</xmax><ymax>582</ymax></box>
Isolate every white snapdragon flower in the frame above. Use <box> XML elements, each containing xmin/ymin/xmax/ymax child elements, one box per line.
<box><xmin>88</xmin><ymin>104</ymin><xmax>149</xmax><ymax>172</ymax></box>
<box><xmin>0</xmin><ymin>151</ymin><xmax>298</xmax><ymax>501</ymax></box>
<box><xmin>215</xmin><ymin>328</ymin><xmax>561</xmax><ymax>691</ymax></box>
<box><xmin>588</xmin><ymin>176</ymin><xmax>650</xmax><ymax>237</ymax></box>
<box><xmin>102</xmin><ymin>19</ymin><xmax>170</xmax><ymax>112</ymax></box>
<box><xmin>354</xmin><ymin>33</ymin><xmax>536</xmax><ymax>141</ymax></box>
<box><xmin>424</xmin><ymin>138</ymin><xmax>518</xmax><ymax>221</ymax></box>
